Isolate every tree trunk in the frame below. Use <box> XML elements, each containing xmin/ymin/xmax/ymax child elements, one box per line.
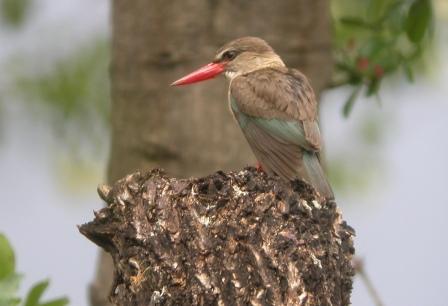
<box><xmin>90</xmin><ymin>1</ymin><xmax>333</xmax><ymax>305</ymax></box>
<box><xmin>82</xmin><ymin>169</ymin><xmax>354</xmax><ymax>306</ymax></box>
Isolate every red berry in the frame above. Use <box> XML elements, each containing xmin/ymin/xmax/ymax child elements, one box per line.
<box><xmin>374</xmin><ymin>65</ymin><xmax>384</xmax><ymax>78</ymax></box>
<box><xmin>356</xmin><ymin>57</ymin><xmax>369</xmax><ymax>71</ymax></box>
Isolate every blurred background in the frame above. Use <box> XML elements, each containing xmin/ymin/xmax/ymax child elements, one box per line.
<box><xmin>0</xmin><ymin>0</ymin><xmax>446</xmax><ymax>305</ymax></box>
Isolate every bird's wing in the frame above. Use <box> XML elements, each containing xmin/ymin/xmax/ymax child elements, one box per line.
<box><xmin>230</xmin><ymin>67</ymin><xmax>321</xmax><ymax>152</ymax></box>
<box><xmin>229</xmin><ymin>68</ymin><xmax>334</xmax><ymax>198</ymax></box>
<box><xmin>230</xmin><ymin>68</ymin><xmax>332</xmax><ymax>197</ymax></box>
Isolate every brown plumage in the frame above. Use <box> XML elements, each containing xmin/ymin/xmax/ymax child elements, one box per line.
<box><xmin>230</xmin><ymin>67</ymin><xmax>321</xmax><ymax>150</ymax></box>
<box><xmin>229</xmin><ymin>65</ymin><xmax>333</xmax><ymax>200</ymax></box>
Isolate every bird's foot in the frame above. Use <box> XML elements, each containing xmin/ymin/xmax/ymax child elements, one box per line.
<box><xmin>256</xmin><ymin>161</ymin><xmax>264</xmax><ymax>172</ymax></box>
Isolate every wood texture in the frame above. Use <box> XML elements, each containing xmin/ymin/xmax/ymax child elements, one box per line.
<box><xmin>81</xmin><ymin>169</ymin><xmax>354</xmax><ymax>306</ymax></box>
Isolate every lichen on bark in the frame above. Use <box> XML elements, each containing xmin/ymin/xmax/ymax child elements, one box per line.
<box><xmin>80</xmin><ymin>168</ymin><xmax>355</xmax><ymax>306</ymax></box>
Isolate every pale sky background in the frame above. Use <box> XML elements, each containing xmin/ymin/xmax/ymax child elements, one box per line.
<box><xmin>1</xmin><ymin>1</ymin><xmax>447</xmax><ymax>306</ymax></box>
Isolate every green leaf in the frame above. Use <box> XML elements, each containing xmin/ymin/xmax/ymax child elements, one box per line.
<box><xmin>367</xmin><ymin>78</ymin><xmax>382</xmax><ymax>97</ymax></box>
<box><xmin>0</xmin><ymin>236</ymin><xmax>68</xmax><ymax>306</ymax></box>
<box><xmin>343</xmin><ymin>86</ymin><xmax>362</xmax><ymax>118</ymax></box>
<box><xmin>24</xmin><ymin>280</ymin><xmax>49</xmax><ymax>306</ymax></box>
<box><xmin>382</xmin><ymin>1</ymin><xmax>407</xmax><ymax>33</ymax></box>
<box><xmin>336</xmin><ymin>62</ymin><xmax>356</xmax><ymax>74</ymax></box>
<box><xmin>340</xmin><ymin>17</ymin><xmax>374</xmax><ymax>30</ymax></box>
<box><xmin>367</xmin><ymin>0</ymin><xmax>387</xmax><ymax>21</ymax></box>
<box><xmin>23</xmin><ymin>280</ymin><xmax>69</xmax><ymax>306</ymax></box>
<box><xmin>39</xmin><ymin>298</ymin><xmax>69</xmax><ymax>306</ymax></box>
<box><xmin>375</xmin><ymin>50</ymin><xmax>400</xmax><ymax>73</ymax></box>
<box><xmin>18</xmin><ymin>40</ymin><xmax>109</xmax><ymax>122</ymax></box>
<box><xmin>0</xmin><ymin>234</ymin><xmax>15</xmax><ymax>280</ymax></box>
<box><xmin>0</xmin><ymin>0</ymin><xmax>31</xmax><ymax>27</ymax></box>
<box><xmin>359</xmin><ymin>38</ymin><xmax>386</xmax><ymax>59</ymax></box>
<box><xmin>0</xmin><ymin>273</ymin><xmax>22</xmax><ymax>305</ymax></box>
<box><xmin>406</xmin><ymin>0</ymin><xmax>432</xmax><ymax>43</ymax></box>
<box><xmin>0</xmin><ymin>298</ymin><xmax>21</xmax><ymax>306</ymax></box>
<box><xmin>403</xmin><ymin>64</ymin><xmax>414</xmax><ymax>82</ymax></box>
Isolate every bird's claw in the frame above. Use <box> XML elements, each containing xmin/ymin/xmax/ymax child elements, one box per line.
<box><xmin>256</xmin><ymin>161</ymin><xmax>264</xmax><ymax>172</ymax></box>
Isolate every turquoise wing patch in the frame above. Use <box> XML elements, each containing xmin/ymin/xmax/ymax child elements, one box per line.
<box><xmin>230</xmin><ymin>96</ymin><xmax>314</xmax><ymax>150</ymax></box>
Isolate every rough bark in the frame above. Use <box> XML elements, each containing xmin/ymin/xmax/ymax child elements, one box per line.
<box><xmin>92</xmin><ymin>1</ymin><xmax>334</xmax><ymax>305</ymax></box>
<box><xmin>81</xmin><ymin>169</ymin><xmax>354</xmax><ymax>306</ymax></box>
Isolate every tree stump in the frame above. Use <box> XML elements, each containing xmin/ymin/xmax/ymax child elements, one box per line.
<box><xmin>79</xmin><ymin>168</ymin><xmax>355</xmax><ymax>306</ymax></box>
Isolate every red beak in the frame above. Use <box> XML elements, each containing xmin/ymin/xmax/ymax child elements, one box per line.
<box><xmin>171</xmin><ymin>62</ymin><xmax>225</xmax><ymax>86</ymax></box>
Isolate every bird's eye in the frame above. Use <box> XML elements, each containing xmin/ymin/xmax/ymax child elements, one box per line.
<box><xmin>222</xmin><ymin>50</ymin><xmax>238</xmax><ymax>61</ymax></box>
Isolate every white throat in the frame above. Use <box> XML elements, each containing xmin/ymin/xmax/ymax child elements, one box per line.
<box><xmin>225</xmin><ymin>71</ymin><xmax>241</xmax><ymax>80</ymax></box>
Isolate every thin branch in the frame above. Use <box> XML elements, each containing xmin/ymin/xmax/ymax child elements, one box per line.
<box><xmin>353</xmin><ymin>257</ymin><xmax>385</xmax><ymax>306</ymax></box>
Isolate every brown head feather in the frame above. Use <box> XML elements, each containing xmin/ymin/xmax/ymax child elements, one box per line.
<box><xmin>214</xmin><ymin>37</ymin><xmax>284</xmax><ymax>77</ymax></box>
<box><xmin>215</xmin><ymin>37</ymin><xmax>274</xmax><ymax>59</ymax></box>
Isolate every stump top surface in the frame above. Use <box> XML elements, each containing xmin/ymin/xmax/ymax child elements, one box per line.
<box><xmin>80</xmin><ymin>168</ymin><xmax>355</xmax><ymax>306</ymax></box>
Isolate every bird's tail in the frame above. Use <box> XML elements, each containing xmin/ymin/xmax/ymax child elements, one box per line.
<box><xmin>303</xmin><ymin>152</ymin><xmax>334</xmax><ymax>200</ymax></box>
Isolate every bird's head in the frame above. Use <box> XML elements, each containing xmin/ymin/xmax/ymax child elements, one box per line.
<box><xmin>171</xmin><ymin>37</ymin><xmax>285</xmax><ymax>86</ymax></box>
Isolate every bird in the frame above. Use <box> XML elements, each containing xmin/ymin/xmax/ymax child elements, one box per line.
<box><xmin>172</xmin><ymin>37</ymin><xmax>334</xmax><ymax>200</ymax></box>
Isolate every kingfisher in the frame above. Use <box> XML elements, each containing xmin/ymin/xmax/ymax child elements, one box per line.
<box><xmin>172</xmin><ymin>37</ymin><xmax>334</xmax><ymax>200</ymax></box>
